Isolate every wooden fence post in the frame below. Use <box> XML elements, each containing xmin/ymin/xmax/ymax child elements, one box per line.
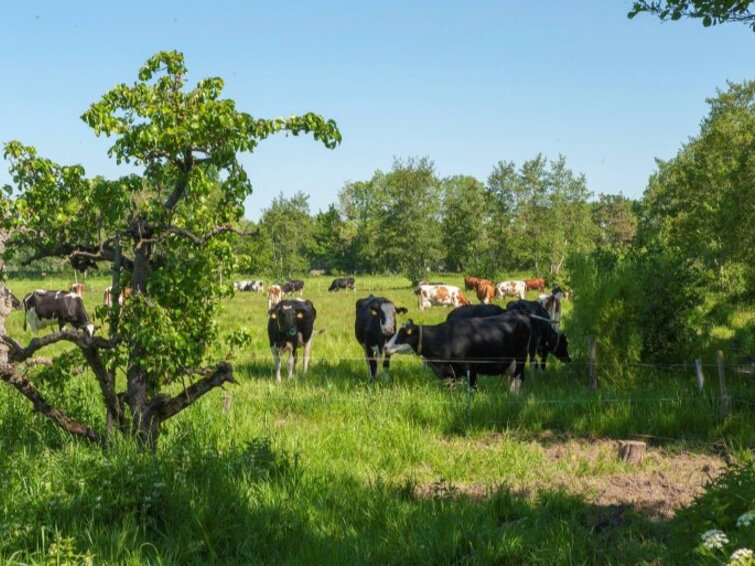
<box><xmin>717</xmin><ymin>350</ymin><xmax>731</xmax><ymax>417</ymax></box>
<box><xmin>694</xmin><ymin>359</ymin><xmax>704</xmax><ymax>393</ymax></box>
<box><xmin>588</xmin><ymin>335</ymin><xmax>597</xmax><ymax>390</ymax></box>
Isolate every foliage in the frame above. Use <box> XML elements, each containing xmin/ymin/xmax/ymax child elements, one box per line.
<box><xmin>1</xmin><ymin>50</ymin><xmax>340</xmax><ymax>447</ymax></box>
<box><xmin>592</xmin><ymin>193</ymin><xmax>638</xmax><ymax>252</ymax></box>
<box><xmin>628</xmin><ymin>0</ymin><xmax>755</xmax><ymax>30</ymax></box>
<box><xmin>668</xmin><ymin>461</ymin><xmax>755</xmax><ymax>564</ymax></box>
<box><xmin>258</xmin><ymin>191</ymin><xmax>314</xmax><ymax>280</ymax></box>
<box><xmin>639</xmin><ymin>81</ymin><xmax>755</xmax><ymax>295</ymax></box>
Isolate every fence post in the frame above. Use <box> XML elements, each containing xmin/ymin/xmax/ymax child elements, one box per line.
<box><xmin>717</xmin><ymin>350</ymin><xmax>731</xmax><ymax>417</ymax></box>
<box><xmin>588</xmin><ymin>335</ymin><xmax>597</xmax><ymax>390</ymax></box>
<box><xmin>694</xmin><ymin>359</ymin><xmax>704</xmax><ymax>392</ymax></box>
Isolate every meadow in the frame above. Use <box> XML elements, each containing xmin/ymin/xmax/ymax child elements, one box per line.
<box><xmin>1</xmin><ymin>274</ymin><xmax>753</xmax><ymax>564</ymax></box>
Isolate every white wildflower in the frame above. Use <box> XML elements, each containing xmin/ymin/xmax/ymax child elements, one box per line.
<box><xmin>737</xmin><ymin>511</ymin><xmax>755</xmax><ymax>528</ymax></box>
<box><xmin>728</xmin><ymin>548</ymin><xmax>754</xmax><ymax>565</ymax></box>
<box><xmin>701</xmin><ymin>529</ymin><xmax>729</xmax><ymax>550</ymax></box>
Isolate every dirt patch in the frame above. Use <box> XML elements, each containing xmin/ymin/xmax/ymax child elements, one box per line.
<box><xmin>415</xmin><ymin>438</ymin><xmax>726</xmax><ymax>519</ymax></box>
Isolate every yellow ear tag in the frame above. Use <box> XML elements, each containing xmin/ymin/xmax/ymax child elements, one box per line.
<box><xmin>296</xmin><ymin>312</ymin><xmax>303</xmax><ymax>319</ymax></box>
<box><xmin>406</xmin><ymin>328</ymin><xmax>413</xmax><ymax>335</ymax></box>
<box><xmin>270</xmin><ymin>313</ymin><xmax>277</xmax><ymax>319</ymax></box>
<box><xmin>371</xmin><ymin>309</ymin><xmax>378</xmax><ymax>316</ymax></box>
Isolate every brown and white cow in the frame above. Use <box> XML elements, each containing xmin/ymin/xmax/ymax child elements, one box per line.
<box><xmin>103</xmin><ymin>286</ymin><xmax>132</xmax><ymax>307</ymax></box>
<box><xmin>464</xmin><ymin>276</ymin><xmax>495</xmax><ymax>304</ymax></box>
<box><xmin>496</xmin><ymin>280</ymin><xmax>526</xmax><ymax>301</ymax></box>
<box><xmin>418</xmin><ymin>284</ymin><xmax>470</xmax><ymax>311</ymax></box>
<box><xmin>537</xmin><ymin>286</ymin><xmax>564</xmax><ymax>331</ymax></box>
<box><xmin>70</xmin><ymin>283</ymin><xmax>85</xmax><ymax>297</ymax></box>
<box><xmin>267</xmin><ymin>284</ymin><xmax>284</xmax><ymax>310</ymax></box>
<box><xmin>524</xmin><ymin>278</ymin><xmax>545</xmax><ymax>292</ymax></box>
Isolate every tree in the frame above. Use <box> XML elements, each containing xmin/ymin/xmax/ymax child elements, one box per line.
<box><xmin>592</xmin><ymin>194</ymin><xmax>638</xmax><ymax>251</ymax></box>
<box><xmin>639</xmin><ymin>80</ymin><xmax>755</xmax><ymax>292</ymax></box>
<box><xmin>0</xmin><ymin>51</ymin><xmax>340</xmax><ymax>448</ymax></box>
<box><xmin>259</xmin><ymin>192</ymin><xmax>314</xmax><ymax>280</ymax></box>
<box><xmin>628</xmin><ymin>0</ymin><xmax>755</xmax><ymax>31</ymax></box>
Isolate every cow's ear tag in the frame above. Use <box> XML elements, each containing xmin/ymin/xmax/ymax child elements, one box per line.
<box><xmin>270</xmin><ymin>313</ymin><xmax>277</xmax><ymax>319</ymax></box>
<box><xmin>406</xmin><ymin>328</ymin><xmax>413</xmax><ymax>335</ymax></box>
<box><xmin>370</xmin><ymin>309</ymin><xmax>378</xmax><ymax>316</ymax></box>
<box><xmin>296</xmin><ymin>312</ymin><xmax>303</xmax><ymax>319</ymax></box>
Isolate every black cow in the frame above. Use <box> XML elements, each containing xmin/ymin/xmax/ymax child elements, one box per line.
<box><xmin>385</xmin><ymin>311</ymin><xmax>570</xmax><ymax>393</ymax></box>
<box><xmin>267</xmin><ymin>299</ymin><xmax>317</xmax><ymax>382</ymax></box>
<box><xmin>354</xmin><ymin>295</ymin><xmax>407</xmax><ymax>379</ymax></box>
<box><xmin>506</xmin><ymin>299</ymin><xmax>559</xmax><ymax>373</ymax></box>
<box><xmin>446</xmin><ymin>304</ymin><xmax>506</xmax><ymax>322</ymax></box>
<box><xmin>23</xmin><ymin>290</ymin><xmax>95</xmax><ymax>336</ymax></box>
<box><xmin>329</xmin><ymin>277</ymin><xmax>356</xmax><ymax>292</ymax></box>
<box><xmin>281</xmin><ymin>280</ymin><xmax>305</xmax><ymax>295</ymax></box>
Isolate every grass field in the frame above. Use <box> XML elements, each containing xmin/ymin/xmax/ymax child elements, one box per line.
<box><xmin>1</xmin><ymin>274</ymin><xmax>753</xmax><ymax>564</ymax></box>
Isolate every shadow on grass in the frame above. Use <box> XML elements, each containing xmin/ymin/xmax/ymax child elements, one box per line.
<box><xmin>0</xmin><ymin>430</ymin><xmax>670</xmax><ymax>564</ymax></box>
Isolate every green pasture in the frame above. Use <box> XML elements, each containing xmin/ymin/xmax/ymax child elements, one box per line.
<box><xmin>1</xmin><ymin>274</ymin><xmax>753</xmax><ymax>564</ymax></box>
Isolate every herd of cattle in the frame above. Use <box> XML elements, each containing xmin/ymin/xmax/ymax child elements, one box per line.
<box><xmin>3</xmin><ymin>274</ymin><xmax>569</xmax><ymax>393</ymax></box>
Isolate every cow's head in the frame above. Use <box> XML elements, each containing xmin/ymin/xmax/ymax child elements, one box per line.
<box><xmin>385</xmin><ymin>320</ymin><xmax>420</xmax><ymax>355</ymax></box>
<box><xmin>370</xmin><ymin>302</ymin><xmax>408</xmax><ymax>337</ymax></box>
<box><xmin>547</xmin><ymin>332</ymin><xmax>571</xmax><ymax>363</ymax></box>
<box><xmin>85</xmin><ymin>322</ymin><xmax>96</xmax><ymax>337</ymax></box>
<box><xmin>269</xmin><ymin>303</ymin><xmax>301</xmax><ymax>337</ymax></box>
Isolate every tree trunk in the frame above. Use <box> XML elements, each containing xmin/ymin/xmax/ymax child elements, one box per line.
<box><xmin>0</xmin><ymin>230</ymin><xmax>9</xmax><ymax>366</ymax></box>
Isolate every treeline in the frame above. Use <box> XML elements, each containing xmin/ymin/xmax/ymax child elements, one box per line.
<box><xmin>233</xmin><ymin>155</ymin><xmax>637</xmax><ymax>285</ymax></box>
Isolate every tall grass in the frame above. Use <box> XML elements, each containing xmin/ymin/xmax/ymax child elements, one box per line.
<box><xmin>1</xmin><ymin>274</ymin><xmax>752</xmax><ymax>564</ymax></box>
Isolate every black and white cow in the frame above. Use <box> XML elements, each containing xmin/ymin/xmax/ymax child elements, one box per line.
<box><xmin>446</xmin><ymin>304</ymin><xmax>506</xmax><ymax>322</ymax></box>
<box><xmin>329</xmin><ymin>277</ymin><xmax>356</xmax><ymax>292</ymax></box>
<box><xmin>23</xmin><ymin>290</ymin><xmax>95</xmax><ymax>336</ymax></box>
<box><xmin>267</xmin><ymin>299</ymin><xmax>317</xmax><ymax>382</ymax></box>
<box><xmin>281</xmin><ymin>280</ymin><xmax>305</xmax><ymax>295</ymax></box>
<box><xmin>506</xmin><ymin>299</ymin><xmax>566</xmax><ymax>374</ymax></box>
<box><xmin>385</xmin><ymin>311</ymin><xmax>570</xmax><ymax>393</ymax></box>
<box><xmin>354</xmin><ymin>295</ymin><xmax>407</xmax><ymax>379</ymax></box>
<box><xmin>233</xmin><ymin>280</ymin><xmax>264</xmax><ymax>293</ymax></box>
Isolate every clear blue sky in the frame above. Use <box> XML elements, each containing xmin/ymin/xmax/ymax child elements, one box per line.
<box><xmin>1</xmin><ymin>1</ymin><xmax>752</xmax><ymax>220</ymax></box>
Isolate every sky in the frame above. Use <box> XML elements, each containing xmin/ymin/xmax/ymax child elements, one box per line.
<box><xmin>0</xmin><ymin>1</ymin><xmax>752</xmax><ymax>220</ymax></box>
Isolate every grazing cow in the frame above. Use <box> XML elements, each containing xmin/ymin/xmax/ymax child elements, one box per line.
<box><xmin>446</xmin><ymin>304</ymin><xmax>506</xmax><ymax>322</ymax></box>
<box><xmin>417</xmin><ymin>284</ymin><xmax>469</xmax><ymax>310</ymax></box>
<box><xmin>354</xmin><ymin>295</ymin><xmax>408</xmax><ymax>379</ymax></box>
<box><xmin>537</xmin><ymin>289</ymin><xmax>563</xmax><ymax>331</ymax></box>
<box><xmin>463</xmin><ymin>276</ymin><xmax>480</xmax><ymax>291</ymax></box>
<box><xmin>496</xmin><ymin>280</ymin><xmax>526</xmax><ymax>301</ymax></box>
<box><xmin>473</xmin><ymin>279</ymin><xmax>496</xmax><ymax>304</ymax></box>
<box><xmin>281</xmin><ymin>280</ymin><xmax>305</xmax><ymax>295</ymax></box>
<box><xmin>234</xmin><ymin>280</ymin><xmax>264</xmax><ymax>293</ymax></box>
<box><xmin>267</xmin><ymin>299</ymin><xmax>317</xmax><ymax>382</ymax></box>
<box><xmin>23</xmin><ymin>290</ymin><xmax>95</xmax><ymax>336</ymax></box>
<box><xmin>103</xmin><ymin>286</ymin><xmax>132</xmax><ymax>308</ymax></box>
<box><xmin>506</xmin><ymin>299</ymin><xmax>560</xmax><ymax>372</ymax></box>
<box><xmin>267</xmin><ymin>285</ymin><xmax>284</xmax><ymax>310</ymax></box>
<box><xmin>524</xmin><ymin>278</ymin><xmax>546</xmax><ymax>292</ymax></box>
<box><xmin>414</xmin><ymin>280</ymin><xmax>444</xmax><ymax>295</ymax></box>
<box><xmin>70</xmin><ymin>283</ymin><xmax>85</xmax><ymax>297</ymax></box>
<box><xmin>386</xmin><ymin>311</ymin><xmax>570</xmax><ymax>392</ymax></box>
<box><xmin>329</xmin><ymin>277</ymin><xmax>356</xmax><ymax>292</ymax></box>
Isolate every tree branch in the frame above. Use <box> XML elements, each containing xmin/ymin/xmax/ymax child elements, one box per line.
<box><xmin>149</xmin><ymin>362</ymin><xmax>237</xmax><ymax>422</ymax></box>
<box><xmin>0</xmin><ymin>364</ymin><xmax>101</xmax><ymax>444</ymax></box>
<box><xmin>2</xmin><ymin>332</ymin><xmax>119</xmax><ymax>364</ymax></box>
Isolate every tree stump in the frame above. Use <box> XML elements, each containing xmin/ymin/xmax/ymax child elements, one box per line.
<box><xmin>617</xmin><ymin>440</ymin><xmax>646</xmax><ymax>466</ymax></box>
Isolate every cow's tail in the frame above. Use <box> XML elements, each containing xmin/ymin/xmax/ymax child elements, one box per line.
<box><xmin>22</xmin><ymin>294</ymin><xmax>29</xmax><ymax>331</ymax></box>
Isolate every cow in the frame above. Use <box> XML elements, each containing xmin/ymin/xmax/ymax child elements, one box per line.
<box><xmin>329</xmin><ymin>277</ymin><xmax>356</xmax><ymax>292</ymax></box>
<box><xmin>506</xmin><ymin>299</ymin><xmax>560</xmax><ymax>373</ymax></box>
<box><xmin>472</xmin><ymin>278</ymin><xmax>496</xmax><ymax>304</ymax></box>
<box><xmin>524</xmin><ymin>278</ymin><xmax>546</xmax><ymax>292</ymax></box>
<box><xmin>267</xmin><ymin>285</ymin><xmax>284</xmax><ymax>310</ymax></box>
<box><xmin>309</xmin><ymin>269</ymin><xmax>326</xmax><ymax>277</ymax></box>
<box><xmin>496</xmin><ymin>280</ymin><xmax>526</xmax><ymax>301</ymax></box>
<box><xmin>446</xmin><ymin>304</ymin><xmax>506</xmax><ymax>322</ymax></box>
<box><xmin>537</xmin><ymin>287</ymin><xmax>563</xmax><ymax>331</ymax></box>
<box><xmin>354</xmin><ymin>295</ymin><xmax>408</xmax><ymax>379</ymax></box>
<box><xmin>267</xmin><ymin>299</ymin><xmax>317</xmax><ymax>382</ymax></box>
<box><xmin>103</xmin><ymin>286</ymin><xmax>132</xmax><ymax>308</ymax></box>
<box><xmin>385</xmin><ymin>311</ymin><xmax>570</xmax><ymax>393</ymax></box>
<box><xmin>70</xmin><ymin>283</ymin><xmax>85</xmax><ymax>296</ymax></box>
<box><xmin>417</xmin><ymin>284</ymin><xmax>469</xmax><ymax>311</ymax></box>
<box><xmin>463</xmin><ymin>276</ymin><xmax>480</xmax><ymax>291</ymax></box>
<box><xmin>234</xmin><ymin>280</ymin><xmax>264</xmax><ymax>293</ymax></box>
<box><xmin>23</xmin><ymin>290</ymin><xmax>95</xmax><ymax>336</ymax></box>
<box><xmin>281</xmin><ymin>280</ymin><xmax>305</xmax><ymax>295</ymax></box>
<box><xmin>414</xmin><ymin>281</ymin><xmax>445</xmax><ymax>295</ymax></box>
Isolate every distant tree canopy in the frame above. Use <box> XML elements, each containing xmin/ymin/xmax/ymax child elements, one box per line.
<box><xmin>628</xmin><ymin>0</ymin><xmax>755</xmax><ymax>30</ymax></box>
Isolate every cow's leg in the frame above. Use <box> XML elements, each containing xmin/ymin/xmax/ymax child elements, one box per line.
<box><xmin>271</xmin><ymin>346</ymin><xmax>282</xmax><ymax>383</ymax></box>
<box><xmin>364</xmin><ymin>345</ymin><xmax>378</xmax><ymax>379</ymax></box>
<box><xmin>288</xmin><ymin>347</ymin><xmax>297</xmax><ymax>379</ymax></box>
<box><xmin>382</xmin><ymin>350</ymin><xmax>391</xmax><ymax>376</ymax></box>
<box><xmin>303</xmin><ymin>339</ymin><xmax>314</xmax><ymax>374</ymax></box>
<box><xmin>467</xmin><ymin>365</ymin><xmax>478</xmax><ymax>389</ymax></box>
